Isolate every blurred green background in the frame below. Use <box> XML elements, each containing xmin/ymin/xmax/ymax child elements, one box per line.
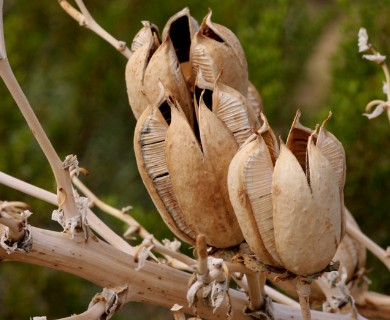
<box><xmin>0</xmin><ymin>0</ymin><xmax>389</xmax><ymax>318</ymax></box>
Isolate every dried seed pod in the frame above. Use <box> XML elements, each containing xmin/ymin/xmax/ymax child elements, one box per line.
<box><xmin>272</xmin><ymin>136</ymin><xmax>343</xmax><ymax>276</ymax></box>
<box><xmin>228</xmin><ymin>132</ymin><xmax>282</xmax><ymax>267</ymax></box>
<box><xmin>131</xmin><ymin>21</ymin><xmax>160</xmax><ymax>52</ymax></box>
<box><xmin>143</xmin><ymin>37</ymin><xmax>194</xmax><ymax>127</ymax></box>
<box><xmin>165</xmin><ymin>95</ymin><xmax>243</xmax><ymax>248</ymax></box>
<box><xmin>193</xmin><ymin>70</ymin><xmax>260</xmax><ymax>146</ymax></box>
<box><xmin>212</xmin><ymin>78</ymin><xmax>260</xmax><ymax>146</ymax></box>
<box><xmin>273</xmin><ymin>210</ymin><xmax>366</xmax><ymax>302</ymax></box>
<box><xmin>161</xmin><ymin>7</ymin><xmax>199</xmax><ymax>85</ymax></box>
<box><xmin>125</xmin><ymin>23</ymin><xmax>160</xmax><ymax>119</ymax></box>
<box><xmin>229</xmin><ymin>111</ymin><xmax>345</xmax><ymax>277</ymax></box>
<box><xmin>190</xmin><ymin>10</ymin><xmax>248</xmax><ymax>96</ymax></box>
<box><xmin>134</xmin><ymin>93</ymin><xmax>197</xmax><ymax>245</ymax></box>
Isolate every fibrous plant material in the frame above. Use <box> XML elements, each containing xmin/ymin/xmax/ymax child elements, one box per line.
<box><xmin>228</xmin><ymin>110</ymin><xmax>347</xmax><ymax>319</ymax></box>
<box><xmin>132</xmin><ymin>8</ymin><xmax>262</xmax><ymax>249</ymax></box>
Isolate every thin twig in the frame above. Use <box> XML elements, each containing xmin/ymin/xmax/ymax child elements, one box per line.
<box><xmin>0</xmin><ymin>171</ymin><xmax>135</xmax><ymax>255</ymax></box>
<box><xmin>58</xmin><ymin>0</ymin><xmax>132</xmax><ymax>58</ymax></box>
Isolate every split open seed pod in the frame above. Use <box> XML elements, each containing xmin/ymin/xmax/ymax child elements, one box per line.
<box><xmin>228</xmin><ymin>114</ymin><xmax>282</xmax><ymax>267</ymax></box>
<box><xmin>143</xmin><ymin>37</ymin><xmax>194</xmax><ymax>127</ymax></box>
<box><xmin>228</xmin><ymin>110</ymin><xmax>346</xmax><ymax>276</ymax></box>
<box><xmin>190</xmin><ymin>10</ymin><xmax>248</xmax><ymax>96</ymax></box>
<box><xmin>125</xmin><ymin>21</ymin><xmax>160</xmax><ymax>119</ymax></box>
<box><xmin>131</xmin><ymin>21</ymin><xmax>160</xmax><ymax>52</ymax></box>
<box><xmin>133</xmin><ymin>88</ymin><xmax>197</xmax><ymax>245</ymax></box>
<box><xmin>194</xmin><ymin>70</ymin><xmax>260</xmax><ymax>147</ymax></box>
<box><xmin>212</xmin><ymin>77</ymin><xmax>260</xmax><ymax>146</ymax></box>
<box><xmin>272</xmin><ymin>114</ymin><xmax>346</xmax><ymax>276</ymax></box>
<box><xmin>161</xmin><ymin>7</ymin><xmax>199</xmax><ymax>86</ymax></box>
<box><xmin>165</xmin><ymin>92</ymin><xmax>244</xmax><ymax>248</ymax></box>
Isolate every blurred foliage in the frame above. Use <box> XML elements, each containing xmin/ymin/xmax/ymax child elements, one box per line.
<box><xmin>0</xmin><ymin>0</ymin><xmax>389</xmax><ymax>318</ymax></box>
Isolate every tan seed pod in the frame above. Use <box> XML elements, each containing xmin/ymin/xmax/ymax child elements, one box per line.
<box><xmin>272</xmin><ymin>138</ymin><xmax>343</xmax><ymax>276</ymax></box>
<box><xmin>131</xmin><ymin>21</ymin><xmax>160</xmax><ymax>52</ymax></box>
<box><xmin>161</xmin><ymin>7</ymin><xmax>199</xmax><ymax>85</ymax></box>
<box><xmin>190</xmin><ymin>10</ymin><xmax>248</xmax><ymax>96</ymax></box>
<box><xmin>286</xmin><ymin>110</ymin><xmax>315</xmax><ymax>171</ymax></box>
<box><xmin>228</xmin><ymin>113</ymin><xmax>282</xmax><ymax>268</ymax></box>
<box><xmin>228</xmin><ymin>133</ymin><xmax>282</xmax><ymax>267</ymax></box>
<box><xmin>165</xmin><ymin>96</ymin><xmax>243</xmax><ymax>248</ymax></box>
<box><xmin>273</xmin><ymin>212</ymin><xmax>366</xmax><ymax>302</ymax></box>
<box><xmin>316</xmin><ymin>115</ymin><xmax>347</xmax><ymax>240</ymax></box>
<box><xmin>212</xmin><ymin>78</ymin><xmax>260</xmax><ymax>146</ymax></box>
<box><xmin>134</xmin><ymin>96</ymin><xmax>197</xmax><ymax>245</ymax></box>
<box><xmin>125</xmin><ymin>25</ymin><xmax>160</xmax><ymax>119</ymax></box>
<box><xmin>143</xmin><ymin>37</ymin><xmax>194</xmax><ymax>127</ymax></box>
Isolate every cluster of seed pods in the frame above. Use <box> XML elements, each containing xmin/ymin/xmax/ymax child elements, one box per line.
<box><xmin>127</xmin><ymin>7</ymin><xmax>358</xmax><ymax>317</ymax></box>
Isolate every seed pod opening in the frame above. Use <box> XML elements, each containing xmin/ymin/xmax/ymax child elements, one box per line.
<box><xmin>143</xmin><ymin>37</ymin><xmax>194</xmax><ymax>127</ymax></box>
<box><xmin>190</xmin><ymin>10</ymin><xmax>248</xmax><ymax>96</ymax></box>
<box><xmin>131</xmin><ymin>21</ymin><xmax>160</xmax><ymax>52</ymax></box>
<box><xmin>162</xmin><ymin>8</ymin><xmax>199</xmax><ymax>85</ymax></box>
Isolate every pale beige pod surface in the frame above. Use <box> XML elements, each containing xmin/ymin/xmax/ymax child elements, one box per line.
<box><xmin>134</xmin><ymin>103</ymin><xmax>197</xmax><ymax>245</ymax></box>
<box><xmin>212</xmin><ymin>80</ymin><xmax>260</xmax><ymax>146</ymax></box>
<box><xmin>190</xmin><ymin>10</ymin><xmax>248</xmax><ymax>96</ymax></box>
<box><xmin>228</xmin><ymin>135</ymin><xmax>282</xmax><ymax>267</ymax></box>
<box><xmin>125</xmin><ymin>24</ymin><xmax>160</xmax><ymax>119</ymax></box>
<box><xmin>272</xmin><ymin>140</ymin><xmax>342</xmax><ymax>276</ymax></box>
<box><xmin>165</xmin><ymin>101</ymin><xmax>244</xmax><ymax>248</ymax></box>
<box><xmin>143</xmin><ymin>38</ymin><xmax>194</xmax><ymax>127</ymax></box>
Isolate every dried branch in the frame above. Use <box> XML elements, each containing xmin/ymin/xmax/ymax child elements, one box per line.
<box><xmin>55</xmin><ymin>300</ymin><xmax>106</xmax><ymax>320</ymax></box>
<box><xmin>0</xmin><ymin>227</ymin><xmax>369</xmax><ymax>320</ymax></box>
<box><xmin>0</xmin><ymin>1</ymin><xmax>79</xmax><ymax>225</ymax></box>
<box><xmin>58</xmin><ymin>0</ymin><xmax>132</xmax><ymax>58</ymax></box>
<box><xmin>0</xmin><ymin>171</ymin><xmax>135</xmax><ymax>255</ymax></box>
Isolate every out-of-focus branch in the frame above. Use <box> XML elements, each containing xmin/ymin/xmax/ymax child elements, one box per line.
<box><xmin>345</xmin><ymin>209</ymin><xmax>390</xmax><ymax>271</ymax></box>
<box><xmin>59</xmin><ymin>0</ymin><xmax>132</xmax><ymax>59</ymax></box>
<box><xmin>0</xmin><ymin>1</ymin><xmax>79</xmax><ymax>225</ymax></box>
<box><xmin>55</xmin><ymin>301</ymin><xmax>106</xmax><ymax>320</ymax></box>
